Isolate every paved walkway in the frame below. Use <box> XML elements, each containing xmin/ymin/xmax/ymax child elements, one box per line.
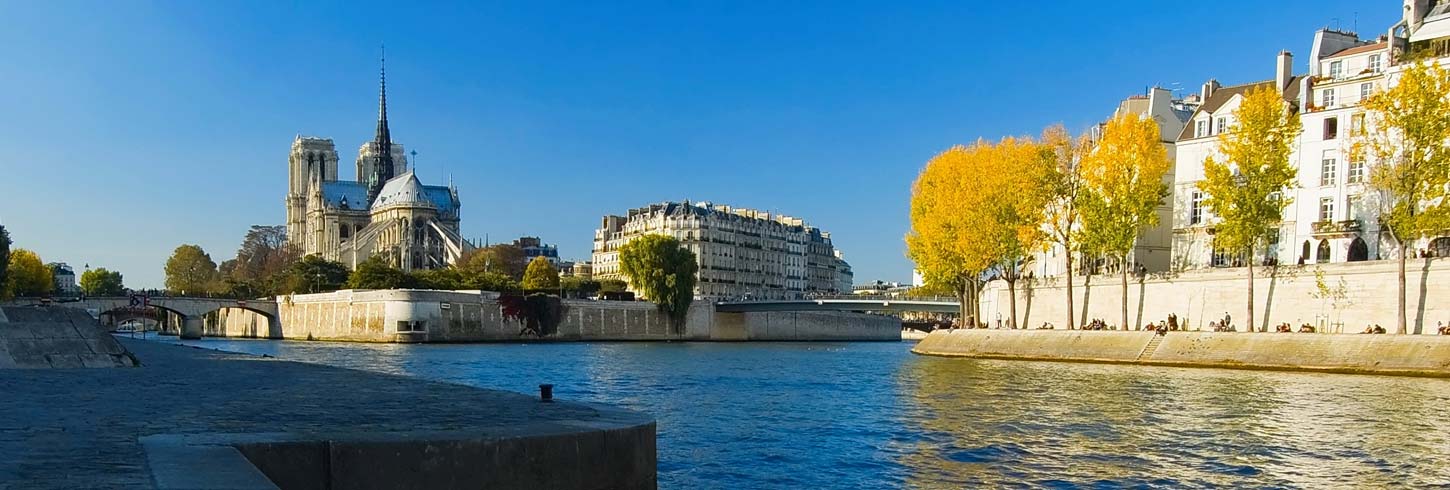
<box><xmin>0</xmin><ymin>337</ymin><xmax>615</xmax><ymax>489</ymax></box>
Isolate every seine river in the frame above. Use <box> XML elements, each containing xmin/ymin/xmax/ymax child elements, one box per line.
<box><xmin>165</xmin><ymin>336</ymin><xmax>1450</xmax><ymax>489</ymax></box>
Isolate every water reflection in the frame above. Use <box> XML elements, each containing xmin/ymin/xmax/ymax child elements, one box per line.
<box><xmin>163</xmin><ymin>336</ymin><xmax>1450</xmax><ymax>489</ymax></box>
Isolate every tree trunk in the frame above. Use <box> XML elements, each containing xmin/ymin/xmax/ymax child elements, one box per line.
<box><xmin>1065</xmin><ymin>251</ymin><xmax>1075</xmax><ymax>330</ymax></box>
<box><xmin>1246</xmin><ymin>254</ymin><xmax>1255</xmax><ymax>333</ymax></box>
<box><xmin>1080</xmin><ymin>261</ymin><xmax>1091</xmax><ymax>328</ymax></box>
<box><xmin>957</xmin><ymin>281</ymin><xmax>969</xmax><ymax>329</ymax></box>
<box><xmin>1398</xmin><ymin>239</ymin><xmax>1408</xmax><ymax>334</ymax></box>
<box><xmin>1120</xmin><ymin>255</ymin><xmax>1129</xmax><ymax>331</ymax></box>
<box><xmin>1007</xmin><ymin>278</ymin><xmax>1018</xmax><ymax>329</ymax></box>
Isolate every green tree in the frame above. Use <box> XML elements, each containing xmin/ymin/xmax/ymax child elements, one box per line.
<box><xmin>1356</xmin><ymin>62</ymin><xmax>1450</xmax><ymax>334</ymax></box>
<box><xmin>561</xmin><ymin>275</ymin><xmax>601</xmax><ymax>296</ymax></box>
<box><xmin>466</xmin><ymin>270</ymin><xmax>520</xmax><ymax>292</ymax></box>
<box><xmin>5</xmin><ymin>249</ymin><xmax>52</xmax><ymax>298</ymax></box>
<box><xmin>411</xmin><ymin>267</ymin><xmax>466</xmax><ymax>290</ymax></box>
<box><xmin>79</xmin><ymin>268</ymin><xmax>125</xmax><ymax>296</ymax></box>
<box><xmin>0</xmin><ymin>225</ymin><xmax>10</xmax><ymax>297</ymax></box>
<box><xmin>618</xmin><ymin>234</ymin><xmax>699</xmax><ymax>330</ymax></box>
<box><xmin>1199</xmin><ymin>85</ymin><xmax>1301</xmax><ymax>332</ymax></box>
<box><xmin>461</xmin><ymin>244</ymin><xmax>527</xmax><ymax>279</ymax></box>
<box><xmin>164</xmin><ymin>244</ymin><xmax>219</xmax><ymax>295</ymax></box>
<box><xmin>347</xmin><ymin>255</ymin><xmax>413</xmax><ymax>290</ymax></box>
<box><xmin>598</xmin><ymin>279</ymin><xmax>629</xmax><ymax>293</ymax></box>
<box><xmin>1078</xmin><ymin>112</ymin><xmax>1171</xmax><ymax>330</ymax></box>
<box><xmin>284</xmin><ymin>255</ymin><xmax>350</xmax><ymax>294</ymax></box>
<box><xmin>522</xmin><ymin>256</ymin><xmax>560</xmax><ymax>290</ymax></box>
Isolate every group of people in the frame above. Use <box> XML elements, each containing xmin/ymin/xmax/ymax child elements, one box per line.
<box><xmin>1361</xmin><ymin>324</ymin><xmax>1388</xmax><ymax>334</ymax></box>
<box><xmin>1081</xmin><ymin>319</ymin><xmax>1113</xmax><ymax>331</ymax></box>
<box><xmin>1274</xmin><ymin>323</ymin><xmax>1318</xmax><ymax>333</ymax></box>
<box><xmin>1209</xmin><ymin>312</ymin><xmax>1236</xmax><ymax>332</ymax></box>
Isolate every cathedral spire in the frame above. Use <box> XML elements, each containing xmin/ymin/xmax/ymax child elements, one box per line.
<box><xmin>376</xmin><ymin>46</ymin><xmax>391</xmax><ymax>147</ymax></box>
<box><xmin>367</xmin><ymin>46</ymin><xmax>397</xmax><ymax>202</ymax></box>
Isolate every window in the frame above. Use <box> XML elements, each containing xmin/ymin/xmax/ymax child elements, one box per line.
<box><xmin>1196</xmin><ymin>120</ymin><xmax>1208</xmax><ymax>138</ymax></box>
<box><xmin>1324</xmin><ymin>117</ymin><xmax>1339</xmax><ymax>140</ymax></box>
<box><xmin>1322</xmin><ymin>88</ymin><xmax>1336</xmax><ymax>108</ymax></box>
<box><xmin>1190</xmin><ymin>191</ymin><xmax>1204</xmax><ymax>225</ymax></box>
<box><xmin>1321</xmin><ymin>151</ymin><xmax>1337</xmax><ymax>186</ymax></box>
<box><xmin>1347</xmin><ymin>196</ymin><xmax>1359</xmax><ymax>221</ymax></box>
<box><xmin>1319</xmin><ymin>197</ymin><xmax>1335</xmax><ymax>222</ymax></box>
<box><xmin>1348</xmin><ymin>158</ymin><xmax>1366</xmax><ymax>183</ymax></box>
<box><xmin>1350</xmin><ymin>113</ymin><xmax>1365</xmax><ymax>135</ymax></box>
<box><xmin>1317</xmin><ymin>240</ymin><xmax>1331</xmax><ymax>263</ymax></box>
<box><xmin>1216</xmin><ymin>117</ymin><xmax>1227</xmax><ymax>134</ymax></box>
<box><xmin>1360</xmin><ymin>82</ymin><xmax>1373</xmax><ymax>102</ymax></box>
<box><xmin>1369</xmin><ymin>54</ymin><xmax>1382</xmax><ymax>73</ymax></box>
<box><xmin>1329</xmin><ymin>61</ymin><xmax>1343</xmax><ymax>78</ymax></box>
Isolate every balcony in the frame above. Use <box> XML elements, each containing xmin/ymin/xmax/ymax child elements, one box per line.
<box><xmin>1311</xmin><ymin>219</ymin><xmax>1362</xmax><ymax>237</ymax></box>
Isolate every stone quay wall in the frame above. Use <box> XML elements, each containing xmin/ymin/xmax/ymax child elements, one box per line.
<box><xmin>913</xmin><ymin>329</ymin><xmax>1450</xmax><ymax>377</ymax></box>
<box><xmin>980</xmin><ymin>259</ymin><xmax>1450</xmax><ymax>333</ymax></box>
<box><xmin>205</xmin><ymin>289</ymin><xmax>901</xmax><ymax>342</ymax></box>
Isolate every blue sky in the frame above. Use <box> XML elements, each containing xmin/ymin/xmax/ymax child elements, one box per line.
<box><xmin>0</xmin><ymin>1</ymin><xmax>1396</xmax><ymax>288</ymax></box>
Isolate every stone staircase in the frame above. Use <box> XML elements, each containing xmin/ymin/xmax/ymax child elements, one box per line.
<box><xmin>1136</xmin><ymin>334</ymin><xmax>1165</xmax><ymax>361</ymax></box>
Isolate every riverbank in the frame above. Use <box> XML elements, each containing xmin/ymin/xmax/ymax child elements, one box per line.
<box><xmin>0</xmin><ymin>336</ymin><xmax>656</xmax><ymax>489</ymax></box>
<box><xmin>912</xmin><ymin>329</ymin><xmax>1450</xmax><ymax>377</ymax></box>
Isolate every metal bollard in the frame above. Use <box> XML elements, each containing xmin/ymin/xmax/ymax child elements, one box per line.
<box><xmin>539</xmin><ymin>384</ymin><xmax>554</xmax><ymax>402</ymax></box>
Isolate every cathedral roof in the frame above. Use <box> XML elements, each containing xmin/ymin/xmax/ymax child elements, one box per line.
<box><xmin>372</xmin><ymin>171</ymin><xmax>436</xmax><ymax>210</ymax></box>
<box><xmin>320</xmin><ymin>181</ymin><xmax>369</xmax><ymax>210</ymax></box>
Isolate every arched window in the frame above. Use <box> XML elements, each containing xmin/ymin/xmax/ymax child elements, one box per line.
<box><xmin>1317</xmin><ymin>239</ymin><xmax>1332</xmax><ymax>263</ymax></box>
<box><xmin>340</xmin><ymin>224</ymin><xmax>351</xmax><ymax>241</ymax></box>
<box><xmin>1348</xmin><ymin>237</ymin><xmax>1368</xmax><ymax>262</ymax></box>
<box><xmin>1300</xmin><ymin>241</ymin><xmax>1312</xmax><ymax>264</ymax></box>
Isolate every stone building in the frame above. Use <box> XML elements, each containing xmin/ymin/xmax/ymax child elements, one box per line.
<box><xmin>591</xmin><ymin>201</ymin><xmax>852</xmax><ymax>300</ymax></box>
<box><xmin>283</xmin><ymin>59</ymin><xmax>469</xmax><ymax>272</ymax></box>
<box><xmin>47</xmin><ymin>263</ymin><xmax>77</xmax><ymax>296</ymax></box>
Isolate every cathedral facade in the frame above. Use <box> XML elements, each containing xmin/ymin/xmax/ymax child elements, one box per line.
<box><xmin>284</xmin><ymin>61</ymin><xmax>468</xmax><ymax>271</ymax></box>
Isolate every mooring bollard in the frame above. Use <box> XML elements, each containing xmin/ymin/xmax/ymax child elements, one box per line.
<box><xmin>539</xmin><ymin>384</ymin><xmax>554</xmax><ymax>402</ymax></box>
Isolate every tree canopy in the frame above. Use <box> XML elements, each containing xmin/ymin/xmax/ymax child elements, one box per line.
<box><xmin>5</xmin><ymin>249</ymin><xmax>52</xmax><ymax>298</ymax></box>
<box><xmin>164</xmin><ymin>244</ymin><xmax>219</xmax><ymax>295</ymax></box>
<box><xmin>347</xmin><ymin>255</ymin><xmax>413</xmax><ymax>290</ymax></box>
<box><xmin>618</xmin><ymin>234</ymin><xmax>698</xmax><ymax>329</ymax></box>
<box><xmin>0</xmin><ymin>225</ymin><xmax>10</xmax><ymax>296</ymax></box>
<box><xmin>461</xmin><ymin>244</ymin><xmax>527</xmax><ymax>279</ymax></box>
<box><xmin>285</xmin><ymin>255</ymin><xmax>350</xmax><ymax>294</ymax></box>
<box><xmin>522</xmin><ymin>256</ymin><xmax>560</xmax><ymax>290</ymax></box>
<box><xmin>79</xmin><ymin>268</ymin><xmax>125</xmax><ymax>296</ymax></box>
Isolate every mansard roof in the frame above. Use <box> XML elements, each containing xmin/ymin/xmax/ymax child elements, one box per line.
<box><xmin>1174</xmin><ymin>77</ymin><xmax>1303</xmax><ymax>142</ymax></box>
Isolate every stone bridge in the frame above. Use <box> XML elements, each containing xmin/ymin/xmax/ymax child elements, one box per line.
<box><xmin>4</xmin><ymin>296</ymin><xmax>278</xmax><ymax>340</ymax></box>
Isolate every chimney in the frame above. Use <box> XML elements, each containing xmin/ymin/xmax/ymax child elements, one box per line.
<box><xmin>1277</xmin><ymin>50</ymin><xmax>1293</xmax><ymax>91</ymax></box>
<box><xmin>1201</xmin><ymin>79</ymin><xmax>1221</xmax><ymax>102</ymax></box>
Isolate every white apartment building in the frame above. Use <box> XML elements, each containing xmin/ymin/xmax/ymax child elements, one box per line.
<box><xmin>592</xmin><ymin>201</ymin><xmax>852</xmax><ymax>300</ymax></box>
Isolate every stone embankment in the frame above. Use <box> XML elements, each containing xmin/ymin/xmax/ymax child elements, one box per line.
<box><xmin>0</xmin><ymin>306</ymin><xmax>135</xmax><ymax>368</ymax></box>
<box><xmin>913</xmin><ymin>329</ymin><xmax>1450</xmax><ymax>377</ymax></box>
<box><xmin>206</xmin><ymin>289</ymin><xmax>901</xmax><ymax>343</ymax></box>
<box><xmin>0</xmin><ymin>337</ymin><xmax>657</xmax><ymax>489</ymax></box>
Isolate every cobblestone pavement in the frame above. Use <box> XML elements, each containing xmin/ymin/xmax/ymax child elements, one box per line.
<box><xmin>0</xmin><ymin>337</ymin><xmax>605</xmax><ymax>489</ymax></box>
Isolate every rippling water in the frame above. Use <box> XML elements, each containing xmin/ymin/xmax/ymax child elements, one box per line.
<box><xmin>164</xmin><ymin>336</ymin><xmax>1450</xmax><ymax>489</ymax></box>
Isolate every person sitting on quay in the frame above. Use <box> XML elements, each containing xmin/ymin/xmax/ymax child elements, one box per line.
<box><xmin>1374</xmin><ymin>324</ymin><xmax>1387</xmax><ymax>334</ymax></box>
<box><xmin>1437</xmin><ymin>321</ymin><xmax>1449</xmax><ymax>335</ymax></box>
<box><xmin>1276</xmin><ymin>323</ymin><xmax>1292</xmax><ymax>333</ymax></box>
<box><xmin>1299</xmin><ymin>323</ymin><xmax>1316</xmax><ymax>333</ymax></box>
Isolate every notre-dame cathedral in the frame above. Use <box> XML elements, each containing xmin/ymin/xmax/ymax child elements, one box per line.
<box><xmin>284</xmin><ymin>58</ymin><xmax>468</xmax><ymax>271</ymax></box>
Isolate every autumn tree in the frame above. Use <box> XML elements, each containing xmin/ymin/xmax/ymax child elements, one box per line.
<box><xmin>79</xmin><ymin>268</ymin><xmax>125</xmax><ymax>296</ymax></box>
<box><xmin>522</xmin><ymin>256</ymin><xmax>561</xmax><ymax>290</ymax></box>
<box><xmin>618</xmin><ymin>234</ymin><xmax>698</xmax><ymax>331</ymax></box>
<box><xmin>1041</xmin><ymin>125</ymin><xmax>1091</xmax><ymax>329</ymax></box>
<box><xmin>223</xmin><ymin>225</ymin><xmax>299</xmax><ymax>295</ymax></box>
<box><xmin>164</xmin><ymin>244</ymin><xmax>219</xmax><ymax>295</ymax></box>
<box><xmin>1199</xmin><ymin>85</ymin><xmax>1301</xmax><ymax>331</ymax></box>
<box><xmin>1078</xmin><ymin>112</ymin><xmax>1171</xmax><ymax>330</ymax></box>
<box><xmin>461</xmin><ymin>244</ymin><xmax>527</xmax><ymax>279</ymax></box>
<box><xmin>5</xmin><ymin>249</ymin><xmax>52</xmax><ymax>298</ymax></box>
<box><xmin>907</xmin><ymin>138</ymin><xmax>1053</xmax><ymax>328</ymax></box>
<box><xmin>1356</xmin><ymin>62</ymin><xmax>1450</xmax><ymax>334</ymax></box>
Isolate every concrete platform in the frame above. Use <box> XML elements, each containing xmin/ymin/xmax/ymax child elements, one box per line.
<box><xmin>0</xmin><ymin>337</ymin><xmax>656</xmax><ymax>489</ymax></box>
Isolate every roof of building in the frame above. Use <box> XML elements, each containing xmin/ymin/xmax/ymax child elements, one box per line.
<box><xmin>1175</xmin><ymin>77</ymin><xmax>1303</xmax><ymax>141</ymax></box>
<box><xmin>1323</xmin><ymin>41</ymin><xmax>1387</xmax><ymax>59</ymax></box>
<box><xmin>372</xmin><ymin>171</ymin><xmax>435</xmax><ymax>209</ymax></box>
<box><xmin>321</xmin><ymin>180</ymin><xmax>369</xmax><ymax>210</ymax></box>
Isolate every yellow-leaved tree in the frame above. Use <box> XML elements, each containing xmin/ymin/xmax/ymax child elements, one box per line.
<box><xmin>1041</xmin><ymin>125</ymin><xmax>1091</xmax><ymax>329</ymax></box>
<box><xmin>1356</xmin><ymin>61</ymin><xmax>1450</xmax><ymax>334</ymax></box>
<box><xmin>1078</xmin><ymin>112</ymin><xmax>1171</xmax><ymax>330</ymax></box>
<box><xmin>907</xmin><ymin>138</ymin><xmax>1053</xmax><ymax>328</ymax></box>
<box><xmin>1199</xmin><ymin>85</ymin><xmax>1301</xmax><ymax>332</ymax></box>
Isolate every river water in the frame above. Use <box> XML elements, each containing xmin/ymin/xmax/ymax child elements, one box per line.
<box><xmin>165</xmin><ymin>336</ymin><xmax>1450</xmax><ymax>489</ymax></box>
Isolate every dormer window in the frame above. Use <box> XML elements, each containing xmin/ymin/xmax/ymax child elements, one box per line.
<box><xmin>1329</xmin><ymin>61</ymin><xmax>1343</xmax><ymax>78</ymax></box>
<box><xmin>1215</xmin><ymin>117</ymin><xmax>1227</xmax><ymax>134</ymax></box>
<box><xmin>1196</xmin><ymin>119</ymin><xmax>1208</xmax><ymax>138</ymax></box>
